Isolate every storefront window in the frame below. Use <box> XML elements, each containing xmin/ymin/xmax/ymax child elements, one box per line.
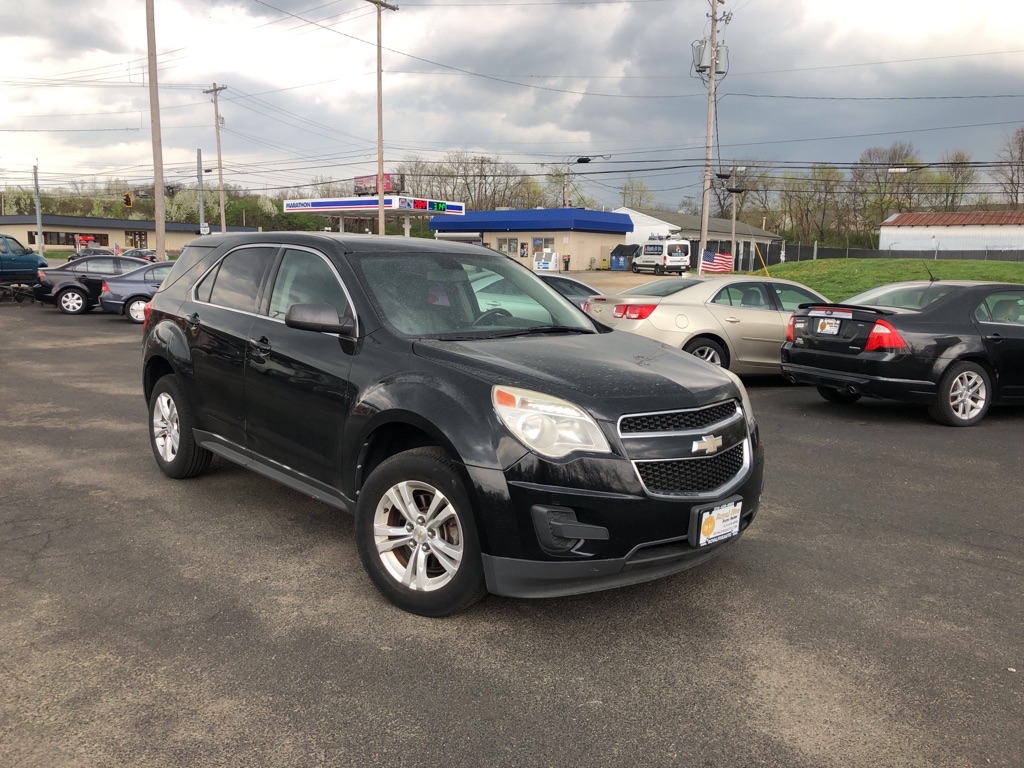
<box><xmin>496</xmin><ymin>237</ymin><xmax>518</xmax><ymax>256</ymax></box>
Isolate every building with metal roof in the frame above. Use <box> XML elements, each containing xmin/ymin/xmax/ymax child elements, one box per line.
<box><xmin>880</xmin><ymin>211</ymin><xmax>1024</xmax><ymax>251</ymax></box>
<box><xmin>429</xmin><ymin>208</ymin><xmax>633</xmax><ymax>271</ymax></box>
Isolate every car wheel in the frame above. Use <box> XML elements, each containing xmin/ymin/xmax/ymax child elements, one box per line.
<box><xmin>149</xmin><ymin>375</ymin><xmax>212</xmax><ymax>479</ymax></box>
<box><xmin>816</xmin><ymin>384</ymin><xmax>862</xmax><ymax>404</ymax></box>
<box><xmin>126</xmin><ymin>297</ymin><xmax>148</xmax><ymax>323</ymax></box>
<box><xmin>355</xmin><ymin>446</ymin><xmax>487</xmax><ymax>617</ymax></box>
<box><xmin>683</xmin><ymin>337</ymin><xmax>728</xmax><ymax>368</ymax></box>
<box><xmin>654</xmin><ymin>265</ymin><xmax>664</xmax><ymax>275</ymax></box>
<box><xmin>57</xmin><ymin>288</ymin><xmax>88</xmax><ymax>314</ymax></box>
<box><xmin>631</xmin><ymin>264</ymin><xmax>639</xmax><ymax>273</ymax></box>
<box><xmin>928</xmin><ymin>361</ymin><xmax>991</xmax><ymax>427</ymax></box>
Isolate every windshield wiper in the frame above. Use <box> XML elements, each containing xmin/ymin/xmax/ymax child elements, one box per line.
<box><xmin>486</xmin><ymin>325</ymin><xmax>596</xmax><ymax>338</ymax></box>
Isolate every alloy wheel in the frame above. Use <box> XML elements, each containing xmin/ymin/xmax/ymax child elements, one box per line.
<box><xmin>948</xmin><ymin>369</ymin><xmax>987</xmax><ymax>422</ymax></box>
<box><xmin>372</xmin><ymin>480</ymin><xmax>464</xmax><ymax>592</ymax></box>
<box><xmin>151</xmin><ymin>392</ymin><xmax>180</xmax><ymax>463</ymax></box>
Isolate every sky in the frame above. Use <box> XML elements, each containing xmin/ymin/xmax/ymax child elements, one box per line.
<box><xmin>2</xmin><ymin>0</ymin><xmax>1024</xmax><ymax>210</ymax></box>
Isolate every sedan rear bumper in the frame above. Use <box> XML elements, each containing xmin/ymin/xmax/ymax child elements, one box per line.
<box><xmin>781</xmin><ymin>362</ymin><xmax>937</xmax><ymax>403</ymax></box>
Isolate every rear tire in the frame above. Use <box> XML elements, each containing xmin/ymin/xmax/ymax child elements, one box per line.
<box><xmin>928</xmin><ymin>361</ymin><xmax>991</xmax><ymax>427</ymax></box>
<box><xmin>683</xmin><ymin>337</ymin><xmax>728</xmax><ymax>368</ymax></box>
<box><xmin>57</xmin><ymin>288</ymin><xmax>88</xmax><ymax>315</ymax></box>
<box><xmin>816</xmin><ymin>384</ymin><xmax>862</xmax><ymax>404</ymax></box>
<box><xmin>654</xmin><ymin>265</ymin><xmax>664</xmax><ymax>275</ymax></box>
<box><xmin>126</xmin><ymin>297</ymin><xmax>148</xmax><ymax>323</ymax></box>
<box><xmin>149</xmin><ymin>376</ymin><xmax>212</xmax><ymax>478</ymax></box>
<box><xmin>356</xmin><ymin>447</ymin><xmax>486</xmax><ymax>617</ymax></box>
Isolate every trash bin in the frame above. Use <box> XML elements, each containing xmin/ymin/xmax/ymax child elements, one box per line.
<box><xmin>600</xmin><ymin>255</ymin><xmax>610</xmax><ymax>270</ymax></box>
<box><xmin>610</xmin><ymin>253</ymin><xmax>627</xmax><ymax>271</ymax></box>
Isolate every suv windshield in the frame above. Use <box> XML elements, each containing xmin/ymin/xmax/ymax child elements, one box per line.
<box><xmin>354</xmin><ymin>251</ymin><xmax>595</xmax><ymax>338</ymax></box>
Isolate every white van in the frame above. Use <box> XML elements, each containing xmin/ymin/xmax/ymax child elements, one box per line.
<box><xmin>631</xmin><ymin>239</ymin><xmax>691</xmax><ymax>274</ymax></box>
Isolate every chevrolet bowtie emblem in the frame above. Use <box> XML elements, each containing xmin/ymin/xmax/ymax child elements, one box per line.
<box><xmin>692</xmin><ymin>434</ymin><xmax>723</xmax><ymax>454</ymax></box>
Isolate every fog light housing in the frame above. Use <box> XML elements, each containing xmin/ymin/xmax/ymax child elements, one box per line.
<box><xmin>530</xmin><ymin>505</ymin><xmax>609</xmax><ymax>554</ymax></box>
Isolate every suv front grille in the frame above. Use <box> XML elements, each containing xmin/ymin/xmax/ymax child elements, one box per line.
<box><xmin>619</xmin><ymin>402</ymin><xmax>737</xmax><ymax>434</ymax></box>
<box><xmin>635</xmin><ymin>442</ymin><xmax>746</xmax><ymax>495</ymax></box>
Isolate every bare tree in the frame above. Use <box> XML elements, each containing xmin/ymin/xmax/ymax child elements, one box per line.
<box><xmin>619</xmin><ymin>175</ymin><xmax>654</xmax><ymax>208</ymax></box>
<box><xmin>849</xmin><ymin>142</ymin><xmax>923</xmax><ymax>241</ymax></box>
<box><xmin>993</xmin><ymin>127</ymin><xmax>1024</xmax><ymax>209</ymax></box>
<box><xmin>926</xmin><ymin>150</ymin><xmax>977</xmax><ymax>211</ymax></box>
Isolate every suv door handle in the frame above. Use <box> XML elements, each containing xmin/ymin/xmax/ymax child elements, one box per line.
<box><xmin>984</xmin><ymin>333</ymin><xmax>1004</xmax><ymax>342</ymax></box>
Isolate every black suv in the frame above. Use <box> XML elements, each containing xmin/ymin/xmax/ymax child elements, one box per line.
<box><xmin>142</xmin><ymin>233</ymin><xmax>764</xmax><ymax>616</ymax></box>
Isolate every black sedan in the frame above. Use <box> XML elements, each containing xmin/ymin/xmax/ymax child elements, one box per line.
<box><xmin>99</xmin><ymin>262</ymin><xmax>173</xmax><ymax>322</ymax></box>
<box><xmin>122</xmin><ymin>248</ymin><xmax>158</xmax><ymax>262</ymax></box>
<box><xmin>33</xmin><ymin>255</ymin><xmax>150</xmax><ymax>314</ymax></box>
<box><xmin>66</xmin><ymin>247</ymin><xmax>115</xmax><ymax>261</ymax></box>
<box><xmin>781</xmin><ymin>280</ymin><xmax>1024</xmax><ymax>426</ymax></box>
<box><xmin>539</xmin><ymin>273</ymin><xmax>598</xmax><ymax>309</ymax></box>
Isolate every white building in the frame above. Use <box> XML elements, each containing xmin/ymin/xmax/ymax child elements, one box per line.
<box><xmin>880</xmin><ymin>211</ymin><xmax>1024</xmax><ymax>251</ymax></box>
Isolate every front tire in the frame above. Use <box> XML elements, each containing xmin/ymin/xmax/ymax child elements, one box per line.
<box><xmin>631</xmin><ymin>264</ymin><xmax>639</xmax><ymax>273</ymax></box>
<box><xmin>356</xmin><ymin>447</ymin><xmax>486</xmax><ymax>617</ymax></box>
<box><xmin>149</xmin><ymin>376</ymin><xmax>212</xmax><ymax>478</ymax></box>
<box><xmin>928</xmin><ymin>361</ymin><xmax>991</xmax><ymax>427</ymax></box>
<box><xmin>683</xmin><ymin>337</ymin><xmax>728</xmax><ymax>368</ymax></box>
<box><xmin>57</xmin><ymin>288</ymin><xmax>88</xmax><ymax>314</ymax></box>
<box><xmin>816</xmin><ymin>384</ymin><xmax>862</xmax><ymax>404</ymax></box>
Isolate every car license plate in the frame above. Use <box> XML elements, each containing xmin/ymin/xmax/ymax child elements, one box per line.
<box><xmin>816</xmin><ymin>317</ymin><xmax>841</xmax><ymax>335</ymax></box>
<box><xmin>690</xmin><ymin>499</ymin><xmax>742</xmax><ymax>547</ymax></box>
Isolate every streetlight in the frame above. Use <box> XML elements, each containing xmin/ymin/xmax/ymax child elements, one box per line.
<box><xmin>727</xmin><ymin>185</ymin><xmax>745</xmax><ymax>271</ymax></box>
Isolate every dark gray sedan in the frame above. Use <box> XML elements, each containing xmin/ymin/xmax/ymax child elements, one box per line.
<box><xmin>99</xmin><ymin>262</ymin><xmax>173</xmax><ymax>322</ymax></box>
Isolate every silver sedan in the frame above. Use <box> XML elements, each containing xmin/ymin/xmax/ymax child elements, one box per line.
<box><xmin>584</xmin><ymin>275</ymin><xmax>828</xmax><ymax>374</ymax></box>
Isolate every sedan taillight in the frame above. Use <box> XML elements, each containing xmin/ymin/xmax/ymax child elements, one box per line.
<box><xmin>786</xmin><ymin>315</ymin><xmax>796</xmax><ymax>342</ymax></box>
<box><xmin>142</xmin><ymin>300</ymin><xmax>153</xmax><ymax>330</ymax></box>
<box><xmin>100</xmin><ymin>281</ymin><xmax>110</xmax><ymax>293</ymax></box>
<box><xmin>613</xmin><ymin>304</ymin><xmax>657</xmax><ymax>320</ymax></box>
<box><xmin>864</xmin><ymin>319</ymin><xmax>908</xmax><ymax>352</ymax></box>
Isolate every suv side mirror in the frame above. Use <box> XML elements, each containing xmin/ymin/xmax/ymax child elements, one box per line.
<box><xmin>285</xmin><ymin>303</ymin><xmax>356</xmax><ymax>336</ymax></box>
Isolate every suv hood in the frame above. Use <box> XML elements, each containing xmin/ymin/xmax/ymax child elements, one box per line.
<box><xmin>416</xmin><ymin>331</ymin><xmax>739</xmax><ymax>421</ymax></box>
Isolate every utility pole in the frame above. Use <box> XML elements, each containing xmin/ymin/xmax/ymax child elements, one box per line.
<box><xmin>365</xmin><ymin>0</ymin><xmax>398</xmax><ymax>236</ymax></box>
<box><xmin>145</xmin><ymin>0</ymin><xmax>167</xmax><ymax>260</ymax></box>
<box><xmin>697</xmin><ymin>0</ymin><xmax>727</xmax><ymax>275</ymax></box>
<box><xmin>204</xmin><ymin>83</ymin><xmax>228</xmax><ymax>232</ymax></box>
<box><xmin>33</xmin><ymin>163</ymin><xmax>43</xmax><ymax>258</ymax></box>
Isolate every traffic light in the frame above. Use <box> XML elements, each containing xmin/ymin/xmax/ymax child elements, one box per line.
<box><xmin>123</xmin><ymin>192</ymin><xmax>132</xmax><ymax>208</ymax></box>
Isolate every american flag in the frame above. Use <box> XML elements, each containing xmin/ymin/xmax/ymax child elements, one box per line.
<box><xmin>701</xmin><ymin>250</ymin><xmax>732</xmax><ymax>273</ymax></box>
<box><xmin>113</xmin><ymin>244</ymin><xmax>122</xmax><ymax>255</ymax></box>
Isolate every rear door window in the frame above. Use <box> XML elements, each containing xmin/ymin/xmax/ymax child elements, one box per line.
<box><xmin>197</xmin><ymin>246</ymin><xmax>277</xmax><ymax>313</ymax></box>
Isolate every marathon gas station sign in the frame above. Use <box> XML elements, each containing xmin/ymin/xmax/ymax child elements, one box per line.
<box><xmin>283</xmin><ymin>196</ymin><xmax>465</xmax><ymax>215</ymax></box>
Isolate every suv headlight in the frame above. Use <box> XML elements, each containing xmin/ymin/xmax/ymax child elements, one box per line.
<box><xmin>492</xmin><ymin>386</ymin><xmax>610</xmax><ymax>459</ymax></box>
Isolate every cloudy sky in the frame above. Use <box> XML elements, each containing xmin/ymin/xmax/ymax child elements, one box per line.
<box><xmin>2</xmin><ymin>0</ymin><xmax>1023</xmax><ymax>209</ymax></box>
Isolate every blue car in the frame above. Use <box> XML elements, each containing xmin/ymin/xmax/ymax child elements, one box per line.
<box><xmin>99</xmin><ymin>262</ymin><xmax>173</xmax><ymax>323</ymax></box>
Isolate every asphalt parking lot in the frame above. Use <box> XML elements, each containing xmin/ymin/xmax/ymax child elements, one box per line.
<box><xmin>2</xmin><ymin>291</ymin><xmax>1021</xmax><ymax>768</ymax></box>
